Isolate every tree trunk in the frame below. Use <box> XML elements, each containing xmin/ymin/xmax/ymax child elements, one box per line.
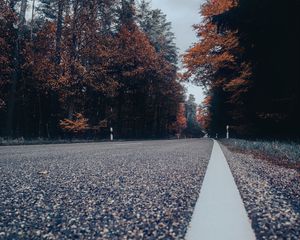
<box><xmin>55</xmin><ymin>0</ymin><xmax>64</xmax><ymax>65</ymax></box>
<box><xmin>19</xmin><ymin>0</ymin><xmax>27</xmax><ymax>27</ymax></box>
<box><xmin>30</xmin><ymin>0</ymin><xmax>35</xmax><ymax>40</ymax></box>
<box><xmin>38</xmin><ymin>94</ymin><xmax>43</xmax><ymax>137</ymax></box>
<box><xmin>6</xmin><ymin>0</ymin><xmax>27</xmax><ymax>137</ymax></box>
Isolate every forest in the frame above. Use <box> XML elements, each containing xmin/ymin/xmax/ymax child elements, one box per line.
<box><xmin>1</xmin><ymin>0</ymin><xmax>299</xmax><ymax>140</ymax></box>
<box><xmin>0</xmin><ymin>0</ymin><xmax>200</xmax><ymax>139</ymax></box>
<box><xmin>184</xmin><ymin>0</ymin><xmax>300</xmax><ymax>139</ymax></box>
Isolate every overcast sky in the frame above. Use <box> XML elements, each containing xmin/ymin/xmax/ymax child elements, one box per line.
<box><xmin>150</xmin><ymin>0</ymin><xmax>205</xmax><ymax>104</ymax></box>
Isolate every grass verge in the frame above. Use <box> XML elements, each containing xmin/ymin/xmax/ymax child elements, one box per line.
<box><xmin>0</xmin><ymin>137</ymin><xmax>102</xmax><ymax>146</ymax></box>
<box><xmin>220</xmin><ymin>138</ymin><xmax>300</xmax><ymax>172</ymax></box>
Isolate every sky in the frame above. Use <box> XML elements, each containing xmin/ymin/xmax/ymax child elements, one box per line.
<box><xmin>150</xmin><ymin>0</ymin><xmax>205</xmax><ymax>104</ymax></box>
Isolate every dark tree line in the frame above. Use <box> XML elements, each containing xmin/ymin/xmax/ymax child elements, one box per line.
<box><xmin>183</xmin><ymin>94</ymin><xmax>203</xmax><ymax>138</ymax></box>
<box><xmin>0</xmin><ymin>0</ymin><xmax>185</xmax><ymax>139</ymax></box>
<box><xmin>184</xmin><ymin>0</ymin><xmax>300</xmax><ymax>139</ymax></box>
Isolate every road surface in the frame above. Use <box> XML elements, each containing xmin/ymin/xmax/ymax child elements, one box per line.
<box><xmin>2</xmin><ymin>139</ymin><xmax>298</xmax><ymax>239</ymax></box>
<box><xmin>0</xmin><ymin>139</ymin><xmax>213</xmax><ymax>239</ymax></box>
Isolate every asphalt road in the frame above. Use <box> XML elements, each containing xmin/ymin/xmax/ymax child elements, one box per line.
<box><xmin>0</xmin><ymin>139</ymin><xmax>213</xmax><ymax>239</ymax></box>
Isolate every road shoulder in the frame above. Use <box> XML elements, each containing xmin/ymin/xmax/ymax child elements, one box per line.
<box><xmin>220</xmin><ymin>143</ymin><xmax>300</xmax><ymax>239</ymax></box>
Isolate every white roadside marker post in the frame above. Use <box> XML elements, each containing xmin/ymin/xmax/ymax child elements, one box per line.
<box><xmin>226</xmin><ymin>125</ymin><xmax>230</xmax><ymax>139</ymax></box>
<box><xmin>110</xmin><ymin>127</ymin><xmax>114</xmax><ymax>141</ymax></box>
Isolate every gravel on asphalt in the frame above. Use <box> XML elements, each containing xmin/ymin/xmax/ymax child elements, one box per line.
<box><xmin>0</xmin><ymin>139</ymin><xmax>213</xmax><ymax>240</ymax></box>
<box><xmin>220</xmin><ymin>143</ymin><xmax>300</xmax><ymax>240</ymax></box>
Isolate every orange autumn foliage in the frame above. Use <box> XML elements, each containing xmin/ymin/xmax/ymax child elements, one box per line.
<box><xmin>0</xmin><ymin>0</ymin><xmax>184</xmax><ymax>139</ymax></box>
<box><xmin>177</xmin><ymin>103</ymin><xmax>187</xmax><ymax>130</ymax></box>
<box><xmin>183</xmin><ymin>0</ymin><xmax>252</xmax><ymax>134</ymax></box>
<box><xmin>183</xmin><ymin>0</ymin><xmax>240</xmax><ymax>87</ymax></box>
<box><xmin>169</xmin><ymin>103</ymin><xmax>187</xmax><ymax>135</ymax></box>
<box><xmin>197</xmin><ymin>96</ymin><xmax>212</xmax><ymax>131</ymax></box>
<box><xmin>59</xmin><ymin>113</ymin><xmax>89</xmax><ymax>133</ymax></box>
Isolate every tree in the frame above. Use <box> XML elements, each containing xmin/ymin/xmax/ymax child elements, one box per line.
<box><xmin>183</xmin><ymin>0</ymin><xmax>252</xmax><ymax>137</ymax></box>
<box><xmin>0</xmin><ymin>0</ymin><xmax>185</xmax><ymax>139</ymax></box>
<box><xmin>135</xmin><ymin>0</ymin><xmax>183</xmax><ymax>138</ymax></box>
<box><xmin>196</xmin><ymin>98</ymin><xmax>211</xmax><ymax>133</ymax></box>
<box><xmin>214</xmin><ymin>0</ymin><xmax>300</xmax><ymax>137</ymax></box>
<box><xmin>0</xmin><ymin>1</ymin><xmax>16</xmax><ymax>110</ymax></box>
<box><xmin>3</xmin><ymin>0</ymin><xmax>28</xmax><ymax>136</ymax></box>
<box><xmin>184</xmin><ymin>94</ymin><xmax>204</xmax><ymax>137</ymax></box>
<box><xmin>185</xmin><ymin>0</ymin><xmax>300</xmax><ymax>138</ymax></box>
<box><xmin>59</xmin><ymin>113</ymin><xmax>89</xmax><ymax>134</ymax></box>
<box><xmin>169</xmin><ymin>103</ymin><xmax>187</xmax><ymax>138</ymax></box>
<box><xmin>137</xmin><ymin>0</ymin><xmax>177</xmax><ymax>64</ymax></box>
<box><xmin>112</xmin><ymin>22</ymin><xmax>159</xmax><ymax>137</ymax></box>
<box><xmin>96</xmin><ymin>0</ymin><xmax>120</xmax><ymax>33</ymax></box>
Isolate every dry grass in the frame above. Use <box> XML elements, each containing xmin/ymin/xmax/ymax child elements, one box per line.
<box><xmin>220</xmin><ymin>138</ymin><xmax>300</xmax><ymax>172</ymax></box>
<box><xmin>0</xmin><ymin>137</ymin><xmax>97</xmax><ymax>146</ymax></box>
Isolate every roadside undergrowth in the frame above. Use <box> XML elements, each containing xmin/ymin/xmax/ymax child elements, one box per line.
<box><xmin>220</xmin><ymin>139</ymin><xmax>300</xmax><ymax>173</ymax></box>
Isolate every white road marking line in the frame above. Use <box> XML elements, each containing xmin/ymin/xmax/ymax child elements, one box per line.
<box><xmin>186</xmin><ymin>140</ymin><xmax>256</xmax><ymax>240</ymax></box>
<box><xmin>110</xmin><ymin>143</ymin><xmax>143</xmax><ymax>146</ymax></box>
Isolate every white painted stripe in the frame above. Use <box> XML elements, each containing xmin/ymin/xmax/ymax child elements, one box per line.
<box><xmin>111</xmin><ymin>143</ymin><xmax>143</xmax><ymax>146</ymax></box>
<box><xmin>186</xmin><ymin>140</ymin><xmax>256</xmax><ymax>240</ymax></box>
